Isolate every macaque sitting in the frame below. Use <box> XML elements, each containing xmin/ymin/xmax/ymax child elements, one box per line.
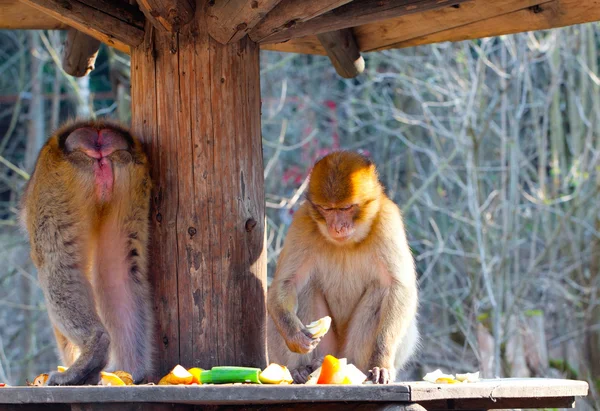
<box><xmin>267</xmin><ymin>151</ymin><xmax>419</xmax><ymax>384</ymax></box>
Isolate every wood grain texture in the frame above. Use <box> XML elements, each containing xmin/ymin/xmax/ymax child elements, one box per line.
<box><xmin>0</xmin><ymin>0</ymin><xmax>67</xmax><ymax>29</ymax></box>
<box><xmin>207</xmin><ymin>0</ymin><xmax>283</xmax><ymax>44</ymax></box>
<box><xmin>130</xmin><ymin>3</ymin><xmax>267</xmax><ymax>380</ymax></box>
<box><xmin>0</xmin><ymin>379</ymin><xmax>587</xmax><ymax>405</ymax></box>
<box><xmin>61</xmin><ymin>29</ymin><xmax>101</xmax><ymax>77</ymax></box>
<box><xmin>248</xmin><ymin>0</ymin><xmax>351</xmax><ymax>43</ymax></box>
<box><xmin>317</xmin><ymin>28</ymin><xmax>364</xmax><ymax>78</ymax></box>
<box><xmin>259</xmin><ymin>0</ymin><xmax>468</xmax><ymax>44</ymax></box>
<box><xmin>19</xmin><ymin>0</ymin><xmax>143</xmax><ymax>52</ymax></box>
<box><xmin>135</xmin><ymin>0</ymin><xmax>195</xmax><ymax>32</ymax></box>
<box><xmin>262</xmin><ymin>37</ymin><xmax>326</xmax><ymax>55</ymax></box>
<box><xmin>383</xmin><ymin>0</ymin><xmax>600</xmax><ymax>50</ymax></box>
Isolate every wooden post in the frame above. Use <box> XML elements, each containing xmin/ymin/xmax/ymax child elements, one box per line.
<box><xmin>130</xmin><ymin>4</ymin><xmax>267</xmax><ymax>379</ymax></box>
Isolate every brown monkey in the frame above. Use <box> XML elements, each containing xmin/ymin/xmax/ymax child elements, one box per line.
<box><xmin>20</xmin><ymin>120</ymin><xmax>154</xmax><ymax>385</ymax></box>
<box><xmin>267</xmin><ymin>151</ymin><xmax>419</xmax><ymax>384</ymax></box>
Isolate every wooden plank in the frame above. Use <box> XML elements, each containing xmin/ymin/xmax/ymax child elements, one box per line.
<box><xmin>135</xmin><ymin>0</ymin><xmax>195</xmax><ymax>32</ymax></box>
<box><xmin>61</xmin><ymin>28</ymin><xmax>101</xmax><ymax>77</ymax></box>
<box><xmin>207</xmin><ymin>0</ymin><xmax>284</xmax><ymax>44</ymax></box>
<box><xmin>317</xmin><ymin>28</ymin><xmax>365</xmax><ymax>78</ymax></box>
<box><xmin>383</xmin><ymin>0</ymin><xmax>600</xmax><ymax>50</ymax></box>
<box><xmin>19</xmin><ymin>0</ymin><xmax>143</xmax><ymax>52</ymax></box>
<box><xmin>262</xmin><ymin>37</ymin><xmax>326</xmax><ymax>55</ymax></box>
<box><xmin>248</xmin><ymin>0</ymin><xmax>352</xmax><ymax>43</ymax></box>
<box><xmin>0</xmin><ymin>385</ymin><xmax>410</xmax><ymax>404</ymax></box>
<box><xmin>409</xmin><ymin>378</ymin><xmax>589</xmax><ymax>401</ymax></box>
<box><xmin>130</xmin><ymin>1</ymin><xmax>267</xmax><ymax>380</ymax></box>
<box><xmin>0</xmin><ymin>0</ymin><xmax>67</xmax><ymax>29</ymax></box>
<box><xmin>0</xmin><ymin>404</ymin><xmax>424</xmax><ymax>411</ymax></box>
<box><xmin>258</xmin><ymin>0</ymin><xmax>468</xmax><ymax>44</ymax></box>
<box><xmin>353</xmin><ymin>0</ymin><xmax>544</xmax><ymax>52</ymax></box>
<box><xmin>419</xmin><ymin>396</ymin><xmax>577</xmax><ymax>410</ymax></box>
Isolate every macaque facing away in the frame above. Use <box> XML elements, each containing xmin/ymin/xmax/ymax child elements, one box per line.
<box><xmin>268</xmin><ymin>151</ymin><xmax>419</xmax><ymax>384</ymax></box>
<box><xmin>20</xmin><ymin>120</ymin><xmax>154</xmax><ymax>385</ymax></box>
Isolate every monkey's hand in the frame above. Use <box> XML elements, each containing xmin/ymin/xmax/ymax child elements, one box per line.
<box><xmin>367</xmin><ymin>367</ymin><xmax>392</xmax><ymax>384</ymax></box>
<box><xmin>290</xmin><ymin>356</ymin><xmax>324</xmax><ymax>384</ymax></box>
<box><xmin>285</xmin><ymin>328</ymin><xmax>321</xmax><ymax>354</ymax></box>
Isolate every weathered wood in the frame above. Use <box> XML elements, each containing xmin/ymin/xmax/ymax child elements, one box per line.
<box><xmin>207</xmin><ymin>0</ymin><xmax>284</xmax><ymax>44</ymax></box>
<box><xmin>135</xmin><ymin>0</ymin><xmax>195</xmax><ymax>32</ymax></box>
<box><xmin>408</xmin><ymin>378</ymin><xmax>588</xmax><ymax>401</ymax></box>
<box><xmin>61</xmin><ymin>29</ymin><xmax>101</xmax><ymax>77</ymax></box>
<box><xmin>262</xmin><ymin>37</ymin><xmax>326</xmax><ymax>55</ymax></box>
<box><xmin>18</xmin><ymin>0</ymin><xmax>143</xmax><ymax>52</ymax></box>
<box><xmin>419</xmin><ymin>396</ymin><xmax>576</xmax><ymax>410</ymax></box>
<box><xmin>248</xmin><ymin>0</ymin><xmax>351</xmax><ymax>43</ymax></box>
<box><xmin>0</xmin><ymin>385</ymin><xmax>410</xmax><ymax>405</ymax></box>
<box><xmin>259</xmin><ymin>0</ymin><xmax>468</xmax><ymax>44</ymax></box>
<box><xmin>383</xmin><ymin>0</ymin><xmax>600</xmax><ymax>50</ymax></box>
<box><xmin>0</xmin><ymin>0</ymin><xmax>67</xmax><ymax>29</ymax></box>
<box><xmin>317</xmin><ymin>28</ymin><xmax>364</xmax><ymax>78</ymax></box>
<box><xmin>130</xmin><ymin>3</ymin><xmax>267</xmax><ymax>379</ymax></box>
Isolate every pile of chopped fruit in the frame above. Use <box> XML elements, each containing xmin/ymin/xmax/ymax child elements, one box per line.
<box><xmin>422</xmin><ymin>369</ymin><xmax>480</xmax><ymax>384</ymax></box>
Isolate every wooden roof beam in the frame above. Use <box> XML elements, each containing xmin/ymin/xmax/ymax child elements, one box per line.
<box><xmin>259</xmin><ymin>0</ymin><xmax>469</xmax><ymax>45</ymax></box>
<box><xmin>207</xmin><ymin>0</ymin><xmax>284</xmax><ymax>44</ymax></box>
<box><xmin>249</xmin><ymin>0</ymin><xmax>352</xmax><ymax>43</ymax></box>
<box><xmin>19</xmin><ymin>0</ymin><xmax>144</xmax><ymax>52</ymax></box>
<box><xmin>317</xmin><ymin>28</ymin><xmax>364</xmax><ymax>78</ymax></box>
<box><xmin>135</xmin><ymin>0</ymin><xmax>195</xmax><ymax>32</ymax></box>
<box><xmin>61</xmin><ymin>28</ymin><xmax>101</xmax><ymax>77</ymax></box>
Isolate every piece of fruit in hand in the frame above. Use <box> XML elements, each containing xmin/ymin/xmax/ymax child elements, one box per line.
<box><xmin>259</xmin><ymin>363</ymin><xmax>293</xmax><ymax>384</ymax></box>
<box><xmin>305</xmin><ymin>316</ymin><xmax>332</xmax><ymax>338</ymax></box>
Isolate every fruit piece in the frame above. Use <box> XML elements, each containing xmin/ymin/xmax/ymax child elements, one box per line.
<box><xmin>166</xmin><ymin>365</ymin><xmax>194</xmax><ymax>385</ymax></box>
<box><xmin>259</xmin><ymin>364</ymin><xmax>293</xmax><ymax>384</ymax></box>
<box><xmin>305</xmin><ymin>316</ymin><xmax>332</xmax><ymax>338</ymax></box>
<box><xmin>57</xmin><ymin>366</ymin><xmax>68</xmax><ymax>372</ymax></box>
<box><xmin>455</xmin><ymin>371</ymin><xmax>480</xmax><ymax>383</ymax></box>
<box><xmin>158</xmin><ymin>376</ymin><xmax>172</xmax><ymax>385</ymax></box>
<box><xmin>100</xmin><ymin>371</ymin><xmax>126</xmax><ymax>386</ymax></box>
<box><xmin>201</xmin><ymin>367</ymin><xmax>262</xmax><ymax>384</ymax></box>
<box><xmin>344</xmin><ymin>364</ymin><xmax>367</xmax><ymax>384</ymax></box>
<box><xmin>188</xmin><ymin>368</ymin><xmax>203</xmax><ymax>384</ymax></box>
<box><xmin>317</xmin><ymin>355</ymin><xmax>346</xmax><ymax>384</ymax></box>
<box><xmin>435</xmin><ymin>377</ymin><xmax>459</xmax><ymax>384</ymax></box>
<box><xmin>114</xmin><ymin>371</ymin><xmax>134</xmax><ymax>385</ymax></box>
<box><xmin>0</xmin><ymin>383</ymin><xmax>6</xmax><ymax>387</ymax></box>
<box><xmin>32</xmin><ymin>374</ymin><xmax>49</xmax><ymax>386</ymax></box>
<box><xmin>423</xmin><ymin>369</ymin><xmax>456</xmax><ymax>383</ymax></box>
<box><xmin>305</xmin><ymin>366</ymin><xmax>321</xmax><ymax>385</ymax></box>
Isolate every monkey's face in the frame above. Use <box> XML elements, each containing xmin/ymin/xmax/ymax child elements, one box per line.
<box><xmin>313</xmin><ymin>203</ymin><xmax>358</xmax><ymax>243</ymax></box>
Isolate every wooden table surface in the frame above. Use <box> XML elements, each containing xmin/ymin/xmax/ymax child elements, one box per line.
<box><xmin>0</xmin><ymin>378</ymin><xmax>589</xmax><ymax>410</ymax></box>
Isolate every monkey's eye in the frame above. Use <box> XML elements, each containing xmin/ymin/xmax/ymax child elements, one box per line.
<box><xmin>339</xmin><ymin>205</ymin><xmax>354</xmax><ymax>211</ymax></box>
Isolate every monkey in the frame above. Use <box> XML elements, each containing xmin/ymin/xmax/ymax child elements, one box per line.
<box><xmin>20</xmin><ymin>119</ymin><xmax>154</xmax><ymax>385</ymax></box>
<box><xmin>267</xmin><ymin>151</ymin><xmax>419</xmax><ymax>384</ymax></box>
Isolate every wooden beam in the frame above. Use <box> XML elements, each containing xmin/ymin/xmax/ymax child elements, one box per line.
<box><xmin>249</xmin><ymin>0</ymin><xmax>351</xmax><ymax>43</ymax></box>
<box><xmin>135</xmin><ymin>0</ymin><xmax>195</xmax><ymax>32</ymax></box>
<box><xmin>259</xmin><ymin>0</ymin><xmax>468</xmax><ymax>44</ymax></box>
<box><xmin>317</xmin><ymin>28</ymin><xmax>364</xmax><ymax>78</ymax></box>
<box><xmin>381</xmin><ymin>0</ymin><xmax>600</xmax><ymax>50</ymax></box>
<box><xmin>19</xmin><ymin>0</ymin><xmax>144</xmax><ymax>52</ymax></box>
<box><xmin>61</xmin><ymin>28</ymin><xmax>101</xmax><ymax>77</ymax></box>
<box><xmin>207</xmin><ymin>0</ymin><xmax>284</xmax><ymax>44</ymax></box>
<box><xmin>354</xmin><ymin>0</ymin><xmax>558</xmax><ymax>51</ymax></box>
<box><xmin>262</xmin><ymin>37</ymin><xmax>326</xmax><ymax>55</ymax></box>
<box><xmin>0</xmin><ymin>0</ymin><xmax>67</xmax><ymax>29</ymax></box>
<box><xmin>131</xmin><ymin>7</ymin><xmax>267</xmax><ymax>379</ymax></box>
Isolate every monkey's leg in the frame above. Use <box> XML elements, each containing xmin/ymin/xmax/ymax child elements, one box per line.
<box><xmin>340</xmin><ymin>285</ymin><xmax>395</xmax><ymax>383</ymax></box>
<box><xmin>41</xmin><ymin>264</ymin><xmax>111</xmax><ymax>386</ymax></box>
<box><xmin>53</xmin><ymin>327</ymin><xmax>80</xmax><ymax>366</ymax></box>
<box><xmin>94</xmin><ymin>219</ymin><xmax>153</xmax><ymax>383</ymax></box>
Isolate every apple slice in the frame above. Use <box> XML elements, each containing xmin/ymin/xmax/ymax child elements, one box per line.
<box><xmin>259</xmin><ymin>363</ymin><xmax>293</xmax><ymax>384</ymax></box>
<box><xmin>100</xmin><ymin>371</ymin><xmax>126</xmax><ymax>386</ymax></box>
<box><xmin>305</xmin><ymin>316</ymin><xmax>332</xmax><ymax>338</ymax></box>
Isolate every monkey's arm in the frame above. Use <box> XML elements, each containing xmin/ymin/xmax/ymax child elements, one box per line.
<box><xmin>268</xmin><ymin>209</ymin><xmax>320</xmax><ymax>354</ymax></box>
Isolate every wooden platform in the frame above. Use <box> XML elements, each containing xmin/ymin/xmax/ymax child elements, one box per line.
<box><xmin>0</xmin><ymin>378</ymin><xmax>589</xmax><ymax>410</ymax></box>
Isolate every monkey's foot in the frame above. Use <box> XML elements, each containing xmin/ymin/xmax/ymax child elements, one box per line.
<box><xmin>46</xmin><ymin>369</ymin><xmax>101</xmax><ymax>386</ymax></box>
<box><xmin>367</xmin><ymin>367</ymin><xmax>391</xmax><ymax>384</ymax></box>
